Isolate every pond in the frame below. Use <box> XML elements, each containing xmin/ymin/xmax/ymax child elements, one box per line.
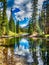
<box><xmin>0</xmin><ymin>37</ymin><xmax>48</xmax><ymax>65</ymax></box>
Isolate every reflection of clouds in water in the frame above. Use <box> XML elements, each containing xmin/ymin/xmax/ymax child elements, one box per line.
<box><xmin>20</xmin><ymin>38</ymin><xmax>29</xmax><ymax>49</ymax></box>
<box><xmin>8</xmin><ymin>48</ymin><xmax>11</xmax><ymax>56</ymax></box>
<box><xmin>36</xmin><ymin>46</ymin><xmax>43</xmax><ymax>65</ymax></box>
<box><xmin>26</xmin><ymin>52</ymin><xmax>34</xmax><ymax>63</ymax></box>
<box><xmin>38</xmin><ymin>57</ymin><xmax>43</xmax><ymax>65</ymax></box>
<box><xmin>14</xmin><ymin>38</ymin><xmax>30</xmax><ymax>56</ymax></box>
<box><xmin>14</xmin><ymin>38</ymin><xmax>33</xmax><ymax>63</ymax></box>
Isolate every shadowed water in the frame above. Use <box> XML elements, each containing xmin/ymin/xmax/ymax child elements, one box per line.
<box><xmin>0</xmin><ymin>37</ymin><xmax>48</xmax><ymax>65</ymax></box>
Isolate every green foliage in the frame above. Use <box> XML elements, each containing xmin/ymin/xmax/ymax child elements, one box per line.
<box><xmin>28</xmin><ymin>20</ymin><xmax>33</xmax><ymax>35</ymax></box>
<box><xmin>9</xmin><ymin>12</ymin><xmax>15</xmax><ymax>33</ymax></box>
<box><xmin>16</xmin><ymin>20</ymin><xmax>19</xmax><ymax>33</ymax></box>
<box><xmin>0</xmin><ymin>0</ymin><xmax>9</xmax><ymax>36</ymax></box>
<box><xmin>31</xmin><ymin>0</ymin><xmax>38</xmax><ymax>32</ymax></box>
<box><xmin>45</xmin><ymin>1</ymin><xmax>49</xmax><ymax>34</ymax></box>
<box><xmin>28</xmin><ymin>0</ymin><xmax>38</xmax><ymax>35</ymax></box>
<box><xmin>39</xmin><ymin>11</ymin><xmax>45</xmax><ymax>32</ymax></box>
<box><xmin>36</xmin><ymin>20</ymin><xmax>43</xmax><ymax>34</ymax></box>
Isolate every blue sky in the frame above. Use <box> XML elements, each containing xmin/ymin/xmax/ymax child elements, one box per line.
<box><xmin>0</xmin><ymin>2</ymin><xmax>3</xmax><ymax>8</ymax></box>
<box><xmin>7</xmin><ymin>0</ymin><xmax>14</xmax><ymax>8</ymax></box>
<box><xmin>7</xmin><ymin>0</ymin><xmax>44</xmax><ymax>17</ymax></box>
<box><xmin>0</xmin><ymin>0</ymin><xmax>44</xmax><ymax>28</ymax></box>
<box><xmin>7</xmin><ymin>0</ymin><xmax>33</xmax><ymax>27</ymax></box>
<box><xmin>19</xmin><ymin>18</ymin><xmax>29</xmax><ymax>28</ymax></box>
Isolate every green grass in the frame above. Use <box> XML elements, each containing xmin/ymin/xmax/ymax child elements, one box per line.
<box><xmin>9</xmin><ymin>30</ymin><xmax>27</xmax><ymax>37</ymax></box>
<box><xmin>45</xmin><ymin>34</ymin><xmax>49</xmax><ymax>38</ymax></box>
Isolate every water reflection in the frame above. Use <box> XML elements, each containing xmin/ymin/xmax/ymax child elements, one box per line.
<box><xmin>14</xmin><ymin>38</ymin><xmax>30</xmax><ymax>56</ymax></box>
<box><xmin>0</xmin><ymin>37</ymin><xmax>48</xmax><ymax>65</ymax></box>
<box><xmin>46</xmin><ymin>41</ymin><xmax>49</xmax><ymax>65</ymax></box>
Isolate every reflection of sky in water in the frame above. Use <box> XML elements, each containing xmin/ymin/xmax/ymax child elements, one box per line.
<box><xmin>14</xmin><ymin>38</ymin><xmax>33</xmax><ymax>63</ymax></box>
<box><xmin>14</xmin><ymin>38</ymin><xmax>30</xmax><ymax>56</ymax></box>
<box><xmin>14</xmin><ymin>38</ymin><xmax>29</xmax><ymax>49</ymax></box>
<box><xmin>36</xmin><ymin>46</ymin><xmax>44</xmax><ymax>65</ymax></box>
<box><xmin>19</xmin><ymin>38</ymin><xmax>29</xmax><ymax>49</ymax></box>
<box><xmin>0</xmin><ymin>38</ymin><xmax>47</xmax><ymax>64</ymax></box>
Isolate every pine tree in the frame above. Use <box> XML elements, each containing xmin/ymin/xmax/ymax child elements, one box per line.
<box><xmin>0</xmin><ymin>0</ymin><xmax>9</xmax><ymax>36</ymax></box>
<box><xmin>0</xmin><ymin>0</ymin><xmax>3</xmax><ymax>35</ymax></box>
<box><xmin>31</xmin><ymin>0</ymin><xmax>38</xmax><ymax>32</ymax></box>
<box><xmin>28</xmin><ymin>0</ymin><xmax>38</xmax><ymax>35</ymax></box>
<box><xmin>0</xmin><ymin>8</ymin><xmax>3</xmax><ymax>35</ymax></box>
<box><xmin>28</xmin><ymin>19</ymin><xmax>33</xmax><ymax>35</ymax></box>
<box><xmin>46</xmin><ymin>0</ymin><xmax>49</xmax><ymax>34</ymax></box>
<box><xmin>16</xmin><ymin>20</ymin><xmax>19</xmax><ymax>33</ymax></box>
<box><xmin>9</xmin><ymin>9</ymin><xmax>15</xmax><ymax>33</ymax></box>
<box><xmin>42</xmin><ymin>0</ymin><xmax>49</xmax><ymax>34</ymax></box>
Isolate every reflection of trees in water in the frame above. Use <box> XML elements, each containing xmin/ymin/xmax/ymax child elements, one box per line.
<box><xmin>0</xmin><ymin>38</ymin><xmax>9</xmax><ymax>45</ymax></box>
<box><xmin>39</xmin><ymin>39</ymin><xmax>47</xmax><ymax>65</ymax></box>
<box><xmin>0</xmin><ymin>47</ymin><xmax>4</xmax><ymax>65</ymax></box>
<box><xmin>29</xmin><ymin>38</ymin><xmax>38</xmax><ymax>65</ymax></box>
<box><xmin>29</xmin><ymin>38</ymin><xmax>47</xmax><ymax>65</ymax></box>
<box><xmin>16</xmin><ymin>37</ymin><xmax>20</xmax><ymax>48</ymax></box>
<box><xmin>2</xmin><ymin>46</ymin><xmax>27</xmax><ymax>65</ymax></box>
<box><xmin>46</xmin><ymin>41</ymin><xmax>49</xmax><ymax>65</ymax></box>
<box><xmin>3</xmin><ymin>47</ymin><xmax>15</xmax><ymax>65</ymax></box>
<box><xmin>0</xmin><ymin>38</ymin><xmax>48</xmax><ymax>65</ymax></box>
<box><xmin>0</xmin><ymin>37</ymin><xmax>19</xmax><ymax>46</ymax></box>
<box><xmin>1</xmin><ymin>38</ymin><xmax>27</xmax><ymax>65</ymax></box>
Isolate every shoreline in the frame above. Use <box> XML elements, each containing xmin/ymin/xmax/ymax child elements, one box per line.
<box><xmin>0</xmin><ymin>35</ymin><xmax>49</xmax><ymax>40</ymax></box>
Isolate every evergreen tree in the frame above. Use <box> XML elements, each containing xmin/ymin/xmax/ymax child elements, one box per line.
<box><xmin>38</xmin><ymin>10</ymin><xmax>45</xmax><ymax>34</ymax></box>
<box><xmin>0</xmin><ymin>8</ymin><xmax>3</xmax><ymax>35</ymax></box>
<box><xmin>28</xmin><ymin>0</ymin><xmax>38</xmax><ymax>35</ymax></box>
<box><xmin>9</xmin><ymin>9</ymin><xmax>15</xmax><ymax>32</ymax></box>
<box><xmin>16</xmin><ymin>20</ymin><xmax>19</xmax><ymax>33</ymax></box>
<box><xmin>46</xmin><ymin>0</ymin><xmax>49</xmax><ymax>34</ymax></box>
<box><xmin>43</xmin><ymin>0</ymin><xmax>49</xmax><ymax>34</ymax></box>
<box><xmin>0</xmin><ymin>0</ymin><xmax>9</xmax><ymax>36</ymax></box>
<box><xmin>31</xmin><ymin>0</ymin><xmax>38</xmax><ymax>32</ymax></box>
<box><xmin>28</xmin><ymin>19</ymin><xmax>33</xmax><ymax>35</ymax></box>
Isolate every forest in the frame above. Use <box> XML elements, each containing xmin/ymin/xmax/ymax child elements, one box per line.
<box><xmin>0</xmin><ymin>0</ymin><xmax>49</xmax><ymax>65</ymax></box>
<box><xmin>0</xmin><ymin>0</ymin><xmax>49</xmax><ymax>38</ymax></box>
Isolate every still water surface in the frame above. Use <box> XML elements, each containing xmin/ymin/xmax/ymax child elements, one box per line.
<box><xmin>0</xmin><ymin>37</ymin><xmax>48</xmax><ymax>65</ymax></box>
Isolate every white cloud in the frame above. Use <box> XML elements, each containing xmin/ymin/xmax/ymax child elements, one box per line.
<box><xmin>20</xmin><ymin>24</ymin><xmax>27</xmax><ymax>28</ymax></box>
<box><xmin>26</xmin><ymin>2</ymin><xmax>32</xmax><ymax>11</ymax></box>
<box><xmin>6</xmin><ymin>9</ymin><xmax>11</xmax><ymax>20</ymax></box>
<box><xmin>37</xmin><ymin>0</ymin><xmax>44</xmax><ymax>16</ymax></box>
<box><xmin>38</xmin><ymin>0</ymin><xmax>44</xmax><ymax>4</ymax></box>
<box><xmin>6</xmin><ymin>0</ymin><xmax>45</xmax><ymax>21</ymax></box>
<box><xmin>14</xmin><ymin>10</ymin><xmax>25</xmax><ymax>20</ymax></box>
<box><xmin>14</xmin><ymin>0</ymin><xmax>44</xmax><ymax>21</ymax></box>
<box><xmin>14</xmin><ymin>0</ymin><xmax>24</xmax><ymax>4</ymax></box>
<box><xmin>38</xmin><ymin>0</ymin><xmax>44</xmax><ymax>11</ymax></box>
<box><xmin>13</xmin><ymin>0</ymin><xmax>32</xmax><ymax>20</ymax></box>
